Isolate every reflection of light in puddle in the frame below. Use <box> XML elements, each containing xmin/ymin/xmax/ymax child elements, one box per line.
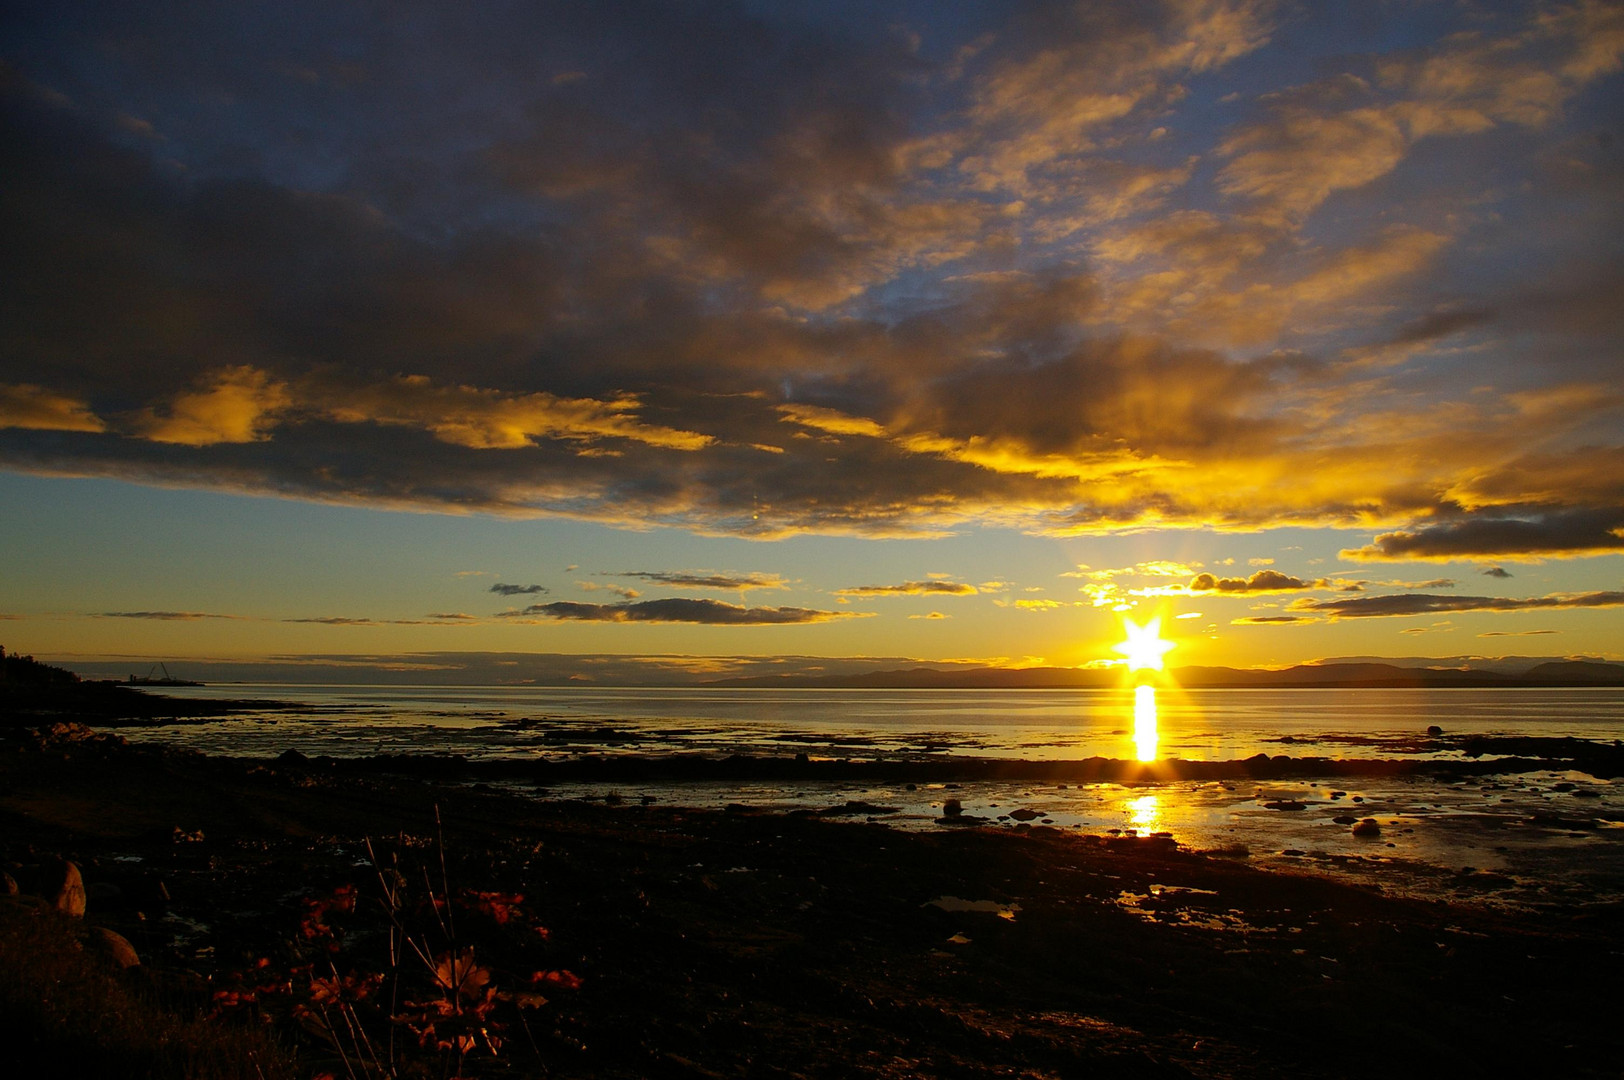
<box><xmin>1113</xmin><ymin>884</ymin><xmax>1277</xmax><ymax>933</ymax></box>
<box><xmin>925</xmin><ymin>895</ymin><xmax>1020</xmax><ymax>920</ymax></box>
<box><xmin>1126</xmin><ymin>792</ymin><xmax>1161</xmax><ymax>832</ymax></box>
<box><xmin>1133</xmin><ymin>684</ymin><xmax>1158</xmax><ymax>761</ymax></box>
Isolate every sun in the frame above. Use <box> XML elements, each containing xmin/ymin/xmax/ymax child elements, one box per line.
<box><xmin>1115</xmin><ymin>616</ymin><xmax>1175</xmax><ymax>673</ymax></box>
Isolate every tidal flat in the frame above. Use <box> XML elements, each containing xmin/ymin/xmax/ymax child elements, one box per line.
<box><xmin>2</xmin><ymin>719</ymin><xmax>1620</xmax><ymax>1079</ymax></box>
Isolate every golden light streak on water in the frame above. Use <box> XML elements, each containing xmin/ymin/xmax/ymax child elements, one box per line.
<box><xmin>1134</xmin><ymin>683</ymin><xmax>1158</xmax><ymax>762</ymax></box>
<box><xmin>1126</xmin><ymin>792</ymin><xmax>1161</xmax><ymax>832</ymax></box>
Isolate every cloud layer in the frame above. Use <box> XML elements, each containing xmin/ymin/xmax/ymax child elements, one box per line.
<box><xmin>498</xmin><ymin>599</ymin><xmax>860</xmax><ymax>625</ymax></box>
<box><xmin>1291</xmin><ymin>590</ymin><xmax>1624</xmax><ymax>619</ymax></box>
<box><xmin>0</xmin><ymin>1</ymin><xmax>1619</xmax><ymax>565</ymax></box>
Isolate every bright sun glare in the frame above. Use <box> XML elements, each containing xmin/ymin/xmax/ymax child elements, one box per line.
<box><xmin>1114</xmin><ymin>616</ymin><xmax>1175</xmax><ymax>673</ymax></box>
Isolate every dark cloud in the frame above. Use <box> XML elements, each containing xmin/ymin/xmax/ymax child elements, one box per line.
<box><xmin>1231</xmin><ymin>615</ymin><xmax>1318</xmax><ymax>624</ymax></box>
<box><xmin>285</xmin><ymin>617</ymin><xmax>380</xmax><ymax>626</ymax></box>
<box><xmin>285</xmin><ymin>615</ymin><xmax>481</xmax><ymax>625</ymax></box>
<box><xmin>1478</xmin><ymin>629</ymin><xmax>1557</xmax><ymax>637</ymax></box>
<box><xmin>1290</xmin><ymin>591</ymin><xmax>1624</xmax><ymax>619</ymax></box>
<box><xmin>490</xmin><ymin>583</ymin><xmax>548</xmax><ymax>596</ymax></box>
<box><xmin>615</xmin><ymin>571</ymin><xmax>788</xmax><ymax>591</ymax></box>
<box><xmin>499</xmin><ymin>598</ymin><xmax>859</xmax><ymax>625</ymax></box>
<box><xmin>0</xmin><ymin>5</ymin><xmax>1619</xmax><ymax>553</ymax></box>
<box><xmin>835</xmin><ymin>580</ymin><xmax>978</xmax><ymax>597</ymax></box>
<box><xmin>99</xmin><ymin>611</ymin><xmax>242</xmax><ymax>621</ymax></box>
<box><xmin>1388</xmin><ymin>309</ymin><xmax>1494</xmax><ymax>346</ymax></box>
<box><xmin>1189</xmin><ymin>570</ymin><xmax>1315</xmax><ymax>593</ymax></box>
<box><xmin>1344</xmin><ymin>507</ymin><xmax>1624</xmax><ymax>561</ymax></box>
<box><xmin>1481</xmin><ymin>566</ymin><xmax>1513</xmax><ymax>578</ymax></box>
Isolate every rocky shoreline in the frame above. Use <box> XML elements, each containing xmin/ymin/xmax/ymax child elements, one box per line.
<box><xmin>1</xmin><ymin>719</ymin><xmax>1620</xmax><ymax>1078</ymax></box>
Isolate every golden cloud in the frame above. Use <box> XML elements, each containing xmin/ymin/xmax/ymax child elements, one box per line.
<box><xmin>322</xmin><ymin>375</ymin><xmax>712</xmax><ymax>451</ymax></box>
<box><xmin>137</xmin><ymin>366</ymin><xmax>291</xmax><ymax>446</ymax></box>
<box><xmin>0</xmin><ymin>383</ymin><xmax>106</xmax><ymax>433</ymax></box>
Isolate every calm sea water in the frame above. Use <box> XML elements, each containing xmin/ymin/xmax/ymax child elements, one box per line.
<box><xmin>126</xmin><ymin>683</ymin><xmax>1624</xmax><ymax>762</ymax></box>
<box><xmin>124</xmin><ymin>684</ymin><xmax>1624</xmax><ymax>908</ymax></box>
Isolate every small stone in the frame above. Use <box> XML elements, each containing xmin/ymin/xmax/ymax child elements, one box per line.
<box><xmin>1426</xmin><ymin>725</ymin><xmax>1443</xmax><ymax>736</ymax></box>
<box><xmin>1</xmin><ymin>871</ymin><xmax>17</xmax><ymax>896</ymax></box>
<box><xmin>1264</xmin><ymin>800</ymin><xmax>1308</xmax><ymax>811</ymax></box>
<box><xmin>1352</xmin><ymin>818</ymin><xmax>1382</xmax><ymax>837</ymax></box>
<box><xmin>85</xmin><ymin>926</ymin><xmax>140</xmax><ymax>969</ymax></box>
<box><xmin>1332</xmin><ymin>814</ymin><xmax>1358</xmax><ymax>825</ymax></box>
<box><xmin>43</xmin><ymin>859</ymin><xmax>87</xmax><ymax>917</ymax></box>
<box><xmin>942</xmin><ymin>798</ymin><xmax>963</xmax><ymax>817</ymax></box>
<box><xmin>1008</xmin><ymin>808</ymin><xmax>1041</xmax><ymax>821</ymax></box>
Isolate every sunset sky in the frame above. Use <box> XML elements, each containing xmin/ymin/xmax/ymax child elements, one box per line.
<box><xmin>2</xmin><ymin>1</ymin><xmax>1621</xmax><ymax>681</ymax></box>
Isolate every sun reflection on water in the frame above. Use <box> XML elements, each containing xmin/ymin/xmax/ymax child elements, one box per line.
<box><xmin>1126</xmin><ymin>792</ymin><xmax>1161</xmax><ymax>832</ymax></box>
<box><xmin>1133</xmin><ymin>683</ymin><xmax>1158</xmax><ymax>762</ymax></box>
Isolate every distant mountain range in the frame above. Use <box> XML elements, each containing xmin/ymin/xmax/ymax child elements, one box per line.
<box><xmin>43</xmin><ymin>650</ymin><xmax>1624</xmax><ymax>689</ymax></box>
<box><xmin>704</xmin><ymin>659</ymin><xmax>1624</xmax><ymax>689</ymax></box>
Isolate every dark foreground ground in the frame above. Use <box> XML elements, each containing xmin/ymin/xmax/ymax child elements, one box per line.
<box><xmin>2</xmin><ymin>722</ymin><xmax>1620</xmax><ymax>1079</ymax></box>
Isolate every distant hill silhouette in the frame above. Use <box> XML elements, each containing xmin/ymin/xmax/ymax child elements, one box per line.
<box><xmin>1</xmin><ymin>645</ymin><xmax>288</xmax><ymax>723</ymax></box>
<box><xmin>1523</xmin><ymin>660</ymin><xmax>1624</xmax><ymax>685</ymax></box>
<box><xmin>706</xmin><ymin>660</ymin><xmax>1624</xmax><ymax>689</ymax></box>
<box><xmin>0</xmin><ymin>646</ymin><xmax>81</xmax><ymax>687</ymax></box>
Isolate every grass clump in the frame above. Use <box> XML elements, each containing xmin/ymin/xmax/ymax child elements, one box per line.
<box><xmin>0</xmin><ymin>899</ymin><xmax>296</xmax><ymax>1079</ymax></box>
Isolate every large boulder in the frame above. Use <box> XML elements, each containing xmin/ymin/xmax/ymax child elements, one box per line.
<box><xmin>85</xmin><ymin>926</ymin><xmax>141</xmax><ymax>969</ymax></box>
<box><xmin>42</xmin><ymin>859</ymin><xmax>87</xmax><ymax>917</ymax></box>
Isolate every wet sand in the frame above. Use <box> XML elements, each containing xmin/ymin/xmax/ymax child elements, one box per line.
<box><xmin>2</xmin><ymin>720</ymin><xmax>1621</xmax><ymax>1078</ymax></box>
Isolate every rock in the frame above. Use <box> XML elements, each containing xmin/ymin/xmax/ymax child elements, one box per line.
<box><xmin>942</xmin><ymin>798</ymin><xmax>963</xmax><ymax>817</ymax></box>
<box><xmin>1</xmin><ymin>871</ymin><xmax>17</xmax><ymax>896</ymax></box>
<box><xmin>277</xmin><ymin>747</ymin><xmax>309</xmax><ymax>765</ymax></box>
<box><xmin>1008</xmin><ymin>808</ymin><xmax>1041</xmax><ymax>821</ymax></box>
<box><xmin>87</xmin><ymin>881</ymin><xmax>123</xmax><ymax>905</ymax></box>
<box><xmin>818</xmin><ymin>800</ymin><xmax>899</xmax><ymax>817</ymax></box>
<box><xmin>1332</xmin><ymin>814</ymin><xmax>1358</xmax><ymax>825</ymax></box>
<box><xmin>42</xmin><ymin>859</ymin><xmax>87</xmax><ymax>917</ymax></box>
<box><xmin>85</xmin><ymin>926</ymin><xmax>140</xmax><ymax>969</ymax></box>
<box><xmin>1427</xmin><ymin>725</ymin><xmax>1444</xmax><ymax>736</ymax></box>
<box><xmin>1263</xmin><ymin>800</ymin><xmax>1307</xmax><ymax>811</ymax></box>
<box><xmin>1352</xmin><ymin>818</ymin><xmax>1382</xmax><ymax>837</ymax></box>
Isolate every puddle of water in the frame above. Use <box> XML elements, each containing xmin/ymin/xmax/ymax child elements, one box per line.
<box><xmin>925</xmin><ymin>896</ymin><xmax>1020</xmax><ymax>920</ymax></box>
